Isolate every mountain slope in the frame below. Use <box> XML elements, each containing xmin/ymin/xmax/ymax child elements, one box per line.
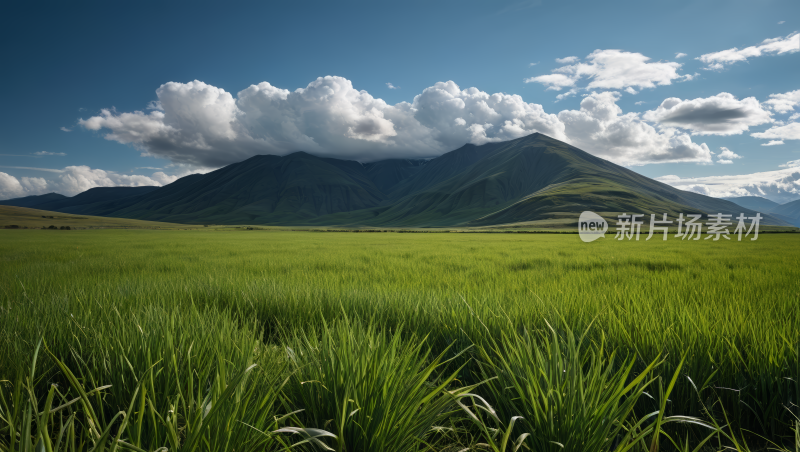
<box><xmin>34</xmin><ymin>186</ymin><xmax>159</xmax><ymax>212</ymax></box>
<box><xmin>722</xmin><ymin>196</ymin><xmax>780</xmax><ymax>213</ymax></box>
<box><xmin>770</xmin><ymin>199</ymin><xmax>800</xmax><ymax>227</ymax></box>
<box><xmin>85</xmin><ymin>152</ymin><xmax>385</xmax><ymax>224</ymax></box>
<box><xmin>363</xmin><ymin>159</ymin><xmax>426</xmax><ymax>194</ymax></box>
<box><xmin>317</xmin><ymin>133</ymin><xmax>786</xmax><ymax>227</ymax></box>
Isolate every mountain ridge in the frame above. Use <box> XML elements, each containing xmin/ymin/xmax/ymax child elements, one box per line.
<box><xmin>2</xmin><ymin>133</ymin><xmax>792</xmax><ymax>228</ymax></box>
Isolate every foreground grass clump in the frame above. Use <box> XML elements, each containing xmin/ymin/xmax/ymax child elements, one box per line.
<box><xmin>1</xmin><ymin>229</ymin><xmax>799</xmax><ymax>450</ymax></box>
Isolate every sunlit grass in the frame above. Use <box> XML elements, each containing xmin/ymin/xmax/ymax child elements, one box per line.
<box><xmin>1</xmin><ymin>229</ymin><xmax>798</xmax><ymax>450</ymax></box>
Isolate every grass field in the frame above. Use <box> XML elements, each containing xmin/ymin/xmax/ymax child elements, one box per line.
<box><xmin>1</xmin><ymin>229</ymin><xmax>798</xmax><ymax>451</ymax></box>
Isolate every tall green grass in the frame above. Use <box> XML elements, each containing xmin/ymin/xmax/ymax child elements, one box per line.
<box><xmin>1</xmin><ymin>229</ymin><xmax>798</xmax><ymax>450</ymax></box>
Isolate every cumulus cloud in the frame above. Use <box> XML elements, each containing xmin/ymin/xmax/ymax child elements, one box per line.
<box><xmin>675</xmin><ymin>53</ymin><xmax>688</xmax><ymax>59</ymax></box>
<box><xmin>751</xmin><ymin>122</ymin><xmax>800</xmax><ymax>141</ymax></box>
<box><xmin>557</xmin><ymin>91</ymin><xmax>712</xmax><ymax>165</ymax></box>
<box><xmin>763</xmin><ymin>89</ymin><xmax>800</xmax><ymax>114</ymax></box>
<box><xmin>60</xmin><ymin>127</ymin><xmax>72</xmax><ymax>132</ymax></box>
<box><xmin>697</xmin><ymin>32</ymin><xmax>800</xmax><ymax>70</ymax></box>
<box><xmin>762</xmin><ymin>140</ymin><xmax>785</xmax><ymax>146</ymax></box>
<box><xmin>79</xmin><ymin>76</ymin><xmax>716</xmax><ymax>168</ymax></box>
<box><xmin>655</xmin><ymin>161</ymin><xmax>800</xmax><ymax>203</ymax></box>
<box><xmin>0</xmin><ymin>165</ymin><xmax>204</xmax><ymax>200</ymax></box>
<box><xmin>526</xmin><ymin>49</ymin><xmax>686</xmax><ymax>92</ymax></box>
<box><xmin>80</xmin><ymin>77</ymin><xmax>574</xmax><ymax>166</ymax></box>
<box><xmin>642</xmin><ymin>93</ymin><xmax>773</xmax><ymax>135</ymax></box>
<box><xmin>33</xmin><ymin>151</ymin><xmax>67</xmax><ymax>156</ymax></box>
<box><xmin>779</xmin><ymin>21</ymin><xmax>786</xmax><ymax>25</ymax></box>
<box><xmin>386</xmin><ymin>82</ymin><xmax>400</xmax><ymax>90</ymax></box>
<box><xmin>716</xmin><ymin>147</ymin><xmax>742</xmax><ymax>164</ymax></box>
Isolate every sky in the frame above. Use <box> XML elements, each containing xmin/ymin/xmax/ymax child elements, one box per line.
<box><xmin>1</xmin><ymin>0</ymin><xmax>799</xmax><ymax>202</ymax></box>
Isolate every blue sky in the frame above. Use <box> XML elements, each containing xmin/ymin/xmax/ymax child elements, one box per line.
<box><xmin>1</xmin><ymin>0</ymin><xmax>799</xmax><ymax>201</ymax></box>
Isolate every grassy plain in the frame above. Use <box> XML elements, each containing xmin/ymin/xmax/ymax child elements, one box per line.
<box><xmin>1</xmin><ymin>229</ymin><xmax>798</xmax><ymax>451</ymax></box>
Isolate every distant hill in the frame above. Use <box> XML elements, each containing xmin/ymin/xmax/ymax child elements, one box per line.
<box><xmin>722</xmin><ymin>196</ymin><xmax>780</xmax><ymax>213</ymax></box>
<box><xmin>1</xmin><ymin>134</ymin><xmax>793</xmax><ymax>228</ymax></box>
<box><xmin>770</xmin><ymin>199</ymin><xmax>800</xmax><ymax>227</ymax></box>
<box><xmin>1</xmin><ymin>187</ymin><xmax>158</xmax><ymax>214</ymax></box>
<box><xmin>1</xmin><ymin>192</ymin><xmax>67</xmax><ymax>208</ymax></box>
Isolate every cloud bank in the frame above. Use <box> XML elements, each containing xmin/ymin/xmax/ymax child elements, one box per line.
<box><xmin>697</xmin><ymin>32</ymin><xmax>799</xmax><ymax>70</ymax></box>
<box><xmin>0</xmin><ymin>166</ymin><xmax>188</xmax><ymax>200</ymax></box>
<box><xmin>656</xmin><ymin>160</ymin><xmax>800</xmax><ymax>204</ymax></box>
<box><xmin>79</xmin><ymin>76</ymin><xmax>713</xmax><ymax>167</ymax></box>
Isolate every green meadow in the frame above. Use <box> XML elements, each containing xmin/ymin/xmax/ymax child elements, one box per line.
<box><xmin>1</xmin><ymin>229</ymin><xmax>798</xmax><ymax>451</ymax></box>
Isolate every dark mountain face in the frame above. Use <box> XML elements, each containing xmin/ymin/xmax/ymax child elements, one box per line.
<box><xmin>10</xmin><ymin>133</ymin><xmax>793</xmax><ymax>227</ymax></box>
<box><xmin>363</xmin><ymin>159</ymin><xmax>427</xmax><ymax>194</ymax></box>
<box><xmin>102</xmin><ymin>152</ymin><xmax>385</xmax><ymax>224</ymax></box>
<box><xmin>0</xmin><ymin>192</ymin><xmax>67</xmax><ymax>208</ymax></box>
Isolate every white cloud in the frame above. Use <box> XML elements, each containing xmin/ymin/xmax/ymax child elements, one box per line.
<box><xmin>697</xmin><ymin>32</ymin><xmax>800</xmax><ymax>70</ymax></box>
<box><xmin>557</xmin><ymin>91</ymin><xmax>712</xmax><ymax>165</ymax></box>
<box><xmin>752</xmin><ymin>122</ymin><xmax>800</xmax><ymax>141</ymax></box>
<box><xmin>555</xmin><ymin>56</ymin><xmax>579</xmax><ymax>64</ymax></box>
<box><xmin>643</xmin><ymin>93</ymin><xmax>773</xmax><ymax>135</ymax></box>
<box><xmin>526</xmin><ymin>49</ymin><xmax>685</xmax><ymax>92</ymax></box>
<box><xmin>655</xmin><ymin>162</ymin><xmax>800</xmax><ymax>203</ymax></box>
<box><xmin>386</xmin><ymin>82</ymin><xmax>400</xmax><ymax>90</ymax></box>
<box><xmin>82</xmin><ymin>77</ymin><xmax>567</xmax><ymax>165</ymax></box>
<box><xmin>0</xmin><ymin>165</ymin><xmax>203</xmax><ymax>200</ymax></box>
<box><xmin>529</xmin><ymin>62</ymin><xmax>539</xmax><ymax>67</ymax></box>
<box><xmin>524</xmin><ymin>73</ymin><xmax>576</xmax><ymax>91</ymax></box>
<box><xmin>625</xmin><ymin>87</ymin><xmax>638</xmax><ymax>95</ymax></box>
<box><xmin>60</xmin><ymin>127</ymin><xmax>72</xmax><ymax>132</ymax></box>
<box><xmin>791</xmin><ymin>113</ymin><xmax>800</xmax><ymax>121</ymax></box>
<box><xmin>555</xmin><ymin>88</ymin><xmax>578</xmax><ymax>102</ymax></box>
<box><xmin>33</xmin><ymin>151</ymin><xmax>67</xmax><ymax>156</ymax></box>
<box><xmin>763</xmin><ymin>89</ymin><xmax>800</xmax><ymax>114</ymax></box>
<box><xmin>635</xmin><ymin>101</ymin><xmax>647</xmax><ymax>105</ymax></box>
<box><xmin>762</xmin><ymin>140</ymin><xmax>785</xmax><ymax>146</ymax></box>
<box><xmin>778</xmin><ymin>21</ymin><xmax>786</xmax><ymax>25</ymax></box>
<box><xmin>675</xmin><ymin>53</ymin><xmax>688</xmax><ymax>59</ymax></box>
<box><xmin>716</xmin><ymin>146</ymin><xmax>742</xmax><ymax>164</ymax></box>
<box><xmin>80</xmin><ymin>77</ymin><xmax>715</xmax><ymax>168</ymax></box>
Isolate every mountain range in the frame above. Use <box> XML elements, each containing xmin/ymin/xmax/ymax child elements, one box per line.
<box><xmin>723</xmin><ymin>196</ymin><xmax>800</xmax><ymax>227</ymax></box>
<box><xmin>2</xmin><ymin>133</ymin><xmax>794</xmax><ymax>228</ymax></box>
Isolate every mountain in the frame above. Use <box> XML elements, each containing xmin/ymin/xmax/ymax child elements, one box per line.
<box><xmin>96</xmin><ymin>152</ymin><xmax>385</xmax><ymax>224</ymax></box>
<box><xmin>313</xmin><ymin>134</ymin><xmax>786</xmax><ymax>227</ymax></box>
<box><xmin>0</xmin><ymin>192</ymin><xmax>67</xmax><ymax>208</ymax></box>
<box><xmin>34</xmin><ymin>186</ymin><xmax>160</xmax><ymax>213</ymax></box>
<box><xmin>722</xmin><ymin>196</ymin><xmax>780</xmax><ymax>213</ymax></box>
<box><xmin>3</xmin><ymin>133</ymin><xmax>793</xmax><ymax>228</ymax></box>
<box><xmin>770</xmin><ymin>199</ymin><xmax>800</xmax><ymax>227</ymax></box>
